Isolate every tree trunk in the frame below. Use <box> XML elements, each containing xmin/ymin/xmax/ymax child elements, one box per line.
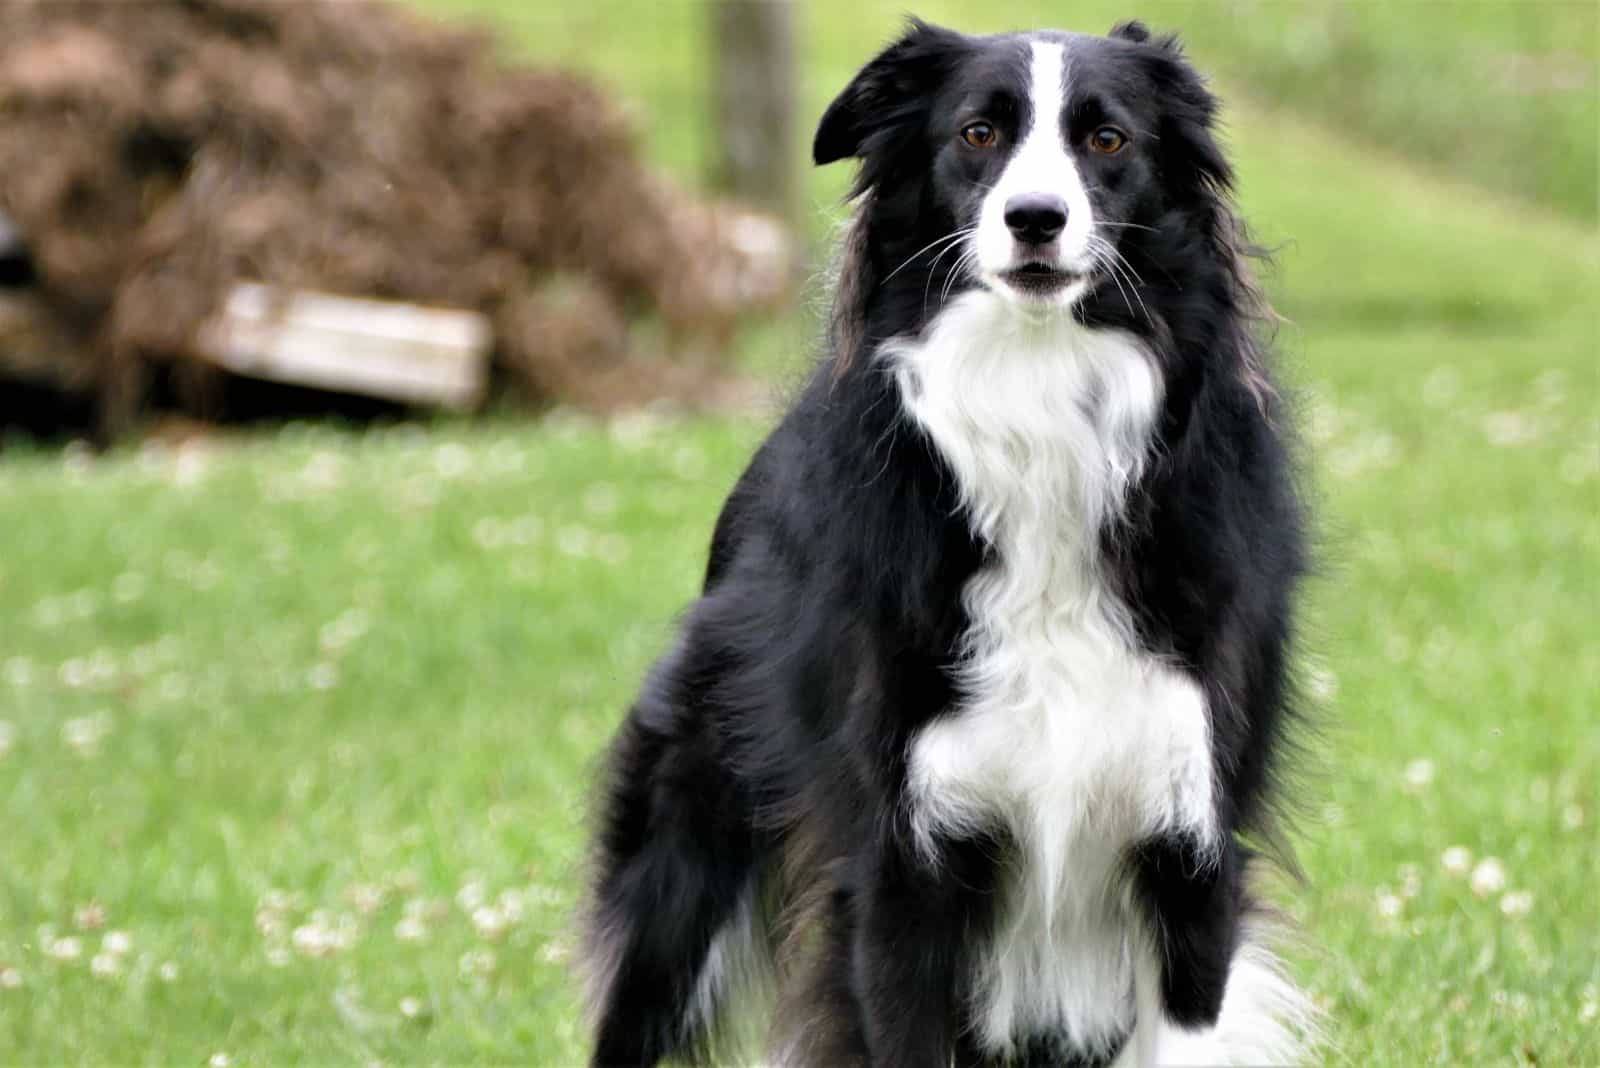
<box><xmin>709</xmin><ymin>0</ymin><xmax>797</xmax><ymax>221</ymax></box>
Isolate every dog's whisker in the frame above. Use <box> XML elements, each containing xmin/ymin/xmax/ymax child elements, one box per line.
<box><xmin>940</xmin><ymin>249</ymin><xmax>980</xmax><ymax>306</ymax></box>
<box><xmin>883</xmin><ymin>227</ymin><xmax>977</xmax><ymax>285</ymax></box>
<box><xmin>1087</xmin><ymin>237</ymin><xmax>1151</xmax><ymax>323</ymax></box>
<box><xmin>1103</xmin><ymin>253</ymin><xmax>1151</xmax><ymax>323</ymax></box>
<box><xmin>1091</xmin><ymin>235</ymin><xmax>1152</xmax><ymax>296</ymax></box>
<box><xmin>1096</xmin><ymin>251</ymin><xmax>1138</xmax><ymax>321</ymax></box>
<box><xmin>922</xmin><ymin>236</ymin><xmax>972</xmax><ymax>314</ymax></box>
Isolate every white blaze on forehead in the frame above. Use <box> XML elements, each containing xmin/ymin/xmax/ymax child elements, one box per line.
<box><xmin>975</xmin><ymin>39</ymin><xmax>1097</xmax><ymax>279</ymax></box>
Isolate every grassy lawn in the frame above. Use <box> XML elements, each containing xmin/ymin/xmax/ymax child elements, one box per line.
<box><xmin>424</xmin><ymin>0</ymin><xmax>1597</xmax><ymax>221</ymax></box>
<box><xmin>3</xmin><ymin>2</ymin><xmax>1598</xmax><ymax>1065</ymax></box>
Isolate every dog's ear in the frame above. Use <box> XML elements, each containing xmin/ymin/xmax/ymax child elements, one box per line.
<box><xmin>1110</xmin><ymin>19</ymin><xmax>1188</xmax><ymax>54</ymax></box>
<box><xmin>1109</xmin><ymin>20</ymin><xmax>1151</xmax><ymax>43</ymax></box>
<box><xmin>813</xmin><ymin>19</ymin><xmax>965</xmax><ymax>167</ymax></box>
<box><xmin>1142</xmin><ymin>39</ymin><xmax>1233</xmax><ymax>195</ymax></box>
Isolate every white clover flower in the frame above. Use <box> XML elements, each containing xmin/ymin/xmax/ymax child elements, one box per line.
<box><xmin>1440</xmin><ymin>846</ymin><xmax>1473</xmax><ymax>876</ymax></box>
<box><xmin>0</xmin><ymin>967</ymin><xmax>22</xmax><ymax>989</ymax></box>
<box><xmin>158</xmin><ymin>961</ymin><xmax>179</xmax><ymax>983</ymax></box>
<box><xmin>455</xmin><ymin>878</ymin><xmax>488</xmax><ymax>913</ymax></box>
<box><xmin>102</xmin><ymin>930</ymin><xmax>131</xmax><ymax>955</ymax></box>
<box><xmin>209</xmin><ymin>1053</ymin><xmax>232</xmax><ymax>1068</ymax></box>
<box><xmin>389</xmin><ymin>869</ymin><xmax>421</xmax><ymax>894</ymax></box>
<box><xmin>1402</xmin><ymin>758</ymin><xmax>1435</xmax><ymax>792</ymax></box>
<box><xmin>1470</xmin><ymin>857</ymin><xmax>1507</xmax><ymax>898</ymax></box>
<box><xmin>609</xmin><ymin>411</ymin><xmax>664</xmax><ymax>449</ymax></box>
<box><xmin>90</xmin><ymin>953</ymin><xmax>120</xmax><ymax>978</ymax></box>
<box><xmin>62</xmin><ymin>717</ymin><xmax>109</xmax><ymax>756</ymax></box>
<box><xmin>458</xmin><ymin>948</ymin><xmax>496</xmax><ymax>977</ymax></box>
<box><xmin>347</xmin><ymin>883</ymin><xmax>385</xmax><ymax>915</ymax></box>
<box><xmin>394</xmin><ymin>916</ymin><xmax>427</xmax><ymax>943</ymax></box>
<box><xmin>319</xmin><ymin>610</ymin><xmax>370</xmax><ymax>654</ymax></box>
<box><xmin>1374</xmin><ymin>888</ymin><xmax>1404</xmax><ymax>919</ymax></box>
<box><xmin>495</xmin><ymin>888</ymin><xmax>526</xmax><ymax>923</ymax></box>
<box><xmin>399</xmin><ymin>996</ymin><xmax>424</xmax><ymax>1019</ymax></box>
<box><xmin>62</xmin><ymin>438</ymin><xmax>95</xmax><ymax>473</ymax></box>
<box><xmin>1499</xmin><ymin>891</ymin><xmax>1534</xmax><ymax>918</ymax></box>
<box><xmin>255</xmin><ymin>908</ymin><xmax>286</xmax><ymax>938</ymax></box>
<box><xmin>259</xmin><ymin>889</ymin><xmax>293</xmax><ymax>912</ymax></box>
<box><xmin>300</xmin><ymin>451</ymin><xmax>345</xmax><ymax>493</ymax></box>
<box><xmin>3</xmin><ymin>658</ymin><xmax>32</xmax><ymax>687</ymax></box>
<box><xmin>173</xmin><ymin>449</ymin><xmax>209</xmax><ymax>489</ymax></box>
<box><xmin>46</xmin><ymin>936</ymin><xmax>83</xmax><ymax>962</ymax></box>
<box><xmin>292</xmin><ymin>923</ymin><xmax>339</xmax><ymax>958</ymax></box>
<box><xmin>433</xmin><ymin>443</ymin><xmax>471</xmax><ymax>479</ymax></box>
<box><xmin>524</xmin><ymin>884</ymin><xmax>564</xmax><ymax>908</ymax></box>
<box><xmin>1483</xmin><ymin>411</ymin><xmax>1538</xmax><ymax>447</ymax></box>
<box><xmin>471</xmin><ymin>906</ymin><xmax>508</xmax><ymax>942</ymax></box>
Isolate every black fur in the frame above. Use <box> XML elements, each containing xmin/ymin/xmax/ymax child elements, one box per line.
<box><xmin>581</xmin><ymin>20</ymin><xmax>1306</xmax><ymax>1067</ymax></box>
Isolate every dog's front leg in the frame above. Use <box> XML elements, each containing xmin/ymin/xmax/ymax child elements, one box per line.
<box><xmin>850</xmin><ymin>830</ymin><xmax>995</xmax><ymax>1068</ymax></box>
<box><xmin>1128</xmin><ymin>834</ymin><xmax>1242</xmax><ymax>1064</ymax></box>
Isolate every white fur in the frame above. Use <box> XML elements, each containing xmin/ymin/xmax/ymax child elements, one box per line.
<box><xmin>889</xmin><ymin>288</ymin><xmax>1220</xmax><ymax>1059</ymax></box>
<box><xmin>976</xmin><ymin>41</ymin><xmax>1097</xmax><ymax>306</ymax></box>
<box><xmin>685</xmin><ymin>879</ymin><xmax>775</xmax><ymax>1057</ymax></box>
<box><xmin>1119</xmin><ymin>925</ymin><xmax>1323</xmax><ymax>1066</ymax></box>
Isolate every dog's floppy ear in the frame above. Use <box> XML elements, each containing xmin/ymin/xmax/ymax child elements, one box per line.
<box><xmin>1139</xmin><ymin>34</ymin><xmax>1233</xmax><ymax>194</ymax></box>
<box><xmin>1110</xmin><ymin>19</ymin><xmax>1187</xmax><ymax>55</ymax></box>
<box><xmin>1109</xmin><ymin>19</ymin><xmax>1152</xmax><ymax>43</ymax></box>
<box><xmin>813</xmin><ymin>18</ymin><xmax>965</xmax><ymax>167</ymax></box>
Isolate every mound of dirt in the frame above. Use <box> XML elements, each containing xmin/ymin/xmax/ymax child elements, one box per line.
<box><xmin>0</xmin><ymin>0</ymin><xmax>790</xmax><ymax>430</ymax></box>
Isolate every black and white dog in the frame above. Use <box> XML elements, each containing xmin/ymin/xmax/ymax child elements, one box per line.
<box><xmin>581</xmin><ymin>19</ymin><xmax>1316</xmax><ymax>1067</ymax></box>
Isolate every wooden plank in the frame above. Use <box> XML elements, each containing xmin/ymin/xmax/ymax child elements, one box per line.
<box><xmin>195</xmin><ymin>283</ymin><xmax>491</xmax><ymax>410</ymax></box>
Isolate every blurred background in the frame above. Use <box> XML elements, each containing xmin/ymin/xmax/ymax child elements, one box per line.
<box><xmin>0</xmin><ymin>1</ymin><xmax>1594</xmax><ymax>1063</ymax></box>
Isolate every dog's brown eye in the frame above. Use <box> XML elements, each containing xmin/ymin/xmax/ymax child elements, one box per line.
<box><xmin>961</xmin><ymin>122</ymin><xmax>998</xmax><ymax>149</ymax></box>
<box><xmin>1089</xmin><ymin>126</ymin><xmax>1128</xmax><ymax>154</ymax></box>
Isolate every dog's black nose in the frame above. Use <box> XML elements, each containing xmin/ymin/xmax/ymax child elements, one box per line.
<box><xmin>1004</xmin><ymin>193</ymin><xmax>1068</xmax><ymax>244</ymax></box>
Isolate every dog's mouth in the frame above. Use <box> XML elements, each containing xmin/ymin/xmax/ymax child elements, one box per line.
<box><xmin>997</xmin><ymin>262</ymin><xmax>1086</xmax><ymax>296</ymax></box>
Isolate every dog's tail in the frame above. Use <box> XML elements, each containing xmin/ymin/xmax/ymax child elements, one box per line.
<box><xmin>577</xmin><ymin>643</ymin><xmax>773</xmax><ymax>1067</ymax></box>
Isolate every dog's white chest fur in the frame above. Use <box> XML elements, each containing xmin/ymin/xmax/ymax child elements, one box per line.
<box><xmin>886</xmin><ymin>293</ymin><xmax>1219</xmax><ymax>1057</ymax></box>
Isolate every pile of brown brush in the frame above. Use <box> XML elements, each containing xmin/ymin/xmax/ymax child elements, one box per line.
<box><xmin>0</xmin><ymin>0</ymin><xmax>791</xmax><ymax>426</ymax></box>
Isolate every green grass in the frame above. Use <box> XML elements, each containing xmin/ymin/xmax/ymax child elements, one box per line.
<box><xmin>3</xmin><ymin>1</ymin><xmax>1598</xmax><ymax>1064</ymax></box>
<box><xmin>424</xmin><ymin>0</ymin><xmax>1599</xmax><ymax>221</ymax></box>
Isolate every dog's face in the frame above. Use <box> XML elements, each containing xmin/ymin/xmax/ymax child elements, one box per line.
<box><xmin>816</xmin><ymin>20</ymin><xmax>1229</xmax><ymax>317</ymax></box>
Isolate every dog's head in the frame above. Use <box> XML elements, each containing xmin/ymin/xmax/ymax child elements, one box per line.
<box><xmin>816</xmin><ymin>20</ymin><xmax>1233</xmax><ymax>321</ymax></box>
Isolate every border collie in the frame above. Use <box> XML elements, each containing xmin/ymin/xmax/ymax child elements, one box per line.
<box><xmin>580</xmin><ymin>19</ymin><xmax>1317</xmax><ymax>1067</ymax></box>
